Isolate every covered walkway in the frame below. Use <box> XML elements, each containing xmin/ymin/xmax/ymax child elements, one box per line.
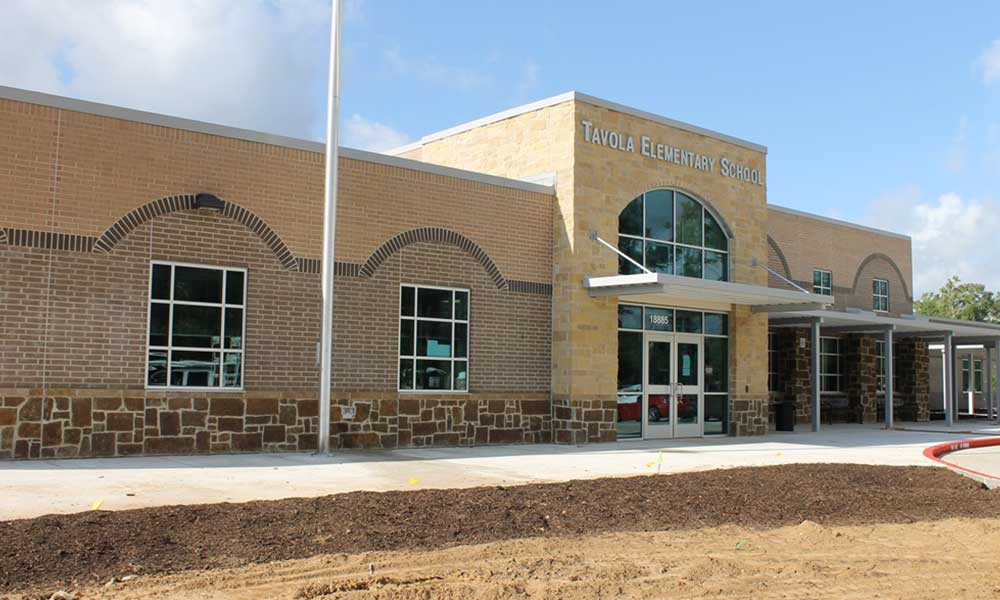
<box><xmin>770</xmin><ymin>308</ymin><xmax>1000</xmax><ymax>430</ymax></box>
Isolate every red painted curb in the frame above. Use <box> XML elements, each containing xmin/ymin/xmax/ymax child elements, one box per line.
<box><xmin>924</xmin><ymin>437</ymin><xmax>1000</xmax><ymax>481</ymax></box>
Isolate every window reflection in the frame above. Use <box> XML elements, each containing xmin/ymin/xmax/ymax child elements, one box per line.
<box><xmin>399</xmin><ymin>285</ymin><xmax>469</xmax><ymax>392</ymax></box>
<box><xmin>618</xmin><ymin>189</ymin><xmax>729</xmax><ymax>282</ymax></box>
<box><xmin>147</xmin><ymin>263</ymin><xmax>246</xmax><ymax>389</ymax></box>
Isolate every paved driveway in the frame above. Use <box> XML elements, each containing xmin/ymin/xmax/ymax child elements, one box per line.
<box><xmin>1</xmin><ymin>424</ymin><xmax>995</xmax><ymax>520</ymax></box>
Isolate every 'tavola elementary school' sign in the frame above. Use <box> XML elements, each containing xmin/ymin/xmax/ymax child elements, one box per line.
<box><xmin>580</xmin><ymin>120</ymin><xmax>764</xmax><ymax>186</ymax></box>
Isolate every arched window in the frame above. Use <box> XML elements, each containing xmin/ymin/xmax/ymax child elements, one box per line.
<box><xmin>618</xmin><ymin>189</ymin><xmax>729</xmax><ymax>281</ymax></box>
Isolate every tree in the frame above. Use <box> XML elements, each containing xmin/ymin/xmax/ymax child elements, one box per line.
<box><xmin>914</xmin><ymin>276</ymin><xmax>1000</xmax><ymax>323</ymax></box>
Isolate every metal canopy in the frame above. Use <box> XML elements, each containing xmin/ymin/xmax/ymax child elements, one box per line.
<box><xmin>583</xmin><ymin>272</ymin><xmax>833</xmax><ymax>311</ymax></box>
<box><xmin>770</xmin><ymin>308</ymin><xmax>1000</xmax><ymax>341</ymax></box>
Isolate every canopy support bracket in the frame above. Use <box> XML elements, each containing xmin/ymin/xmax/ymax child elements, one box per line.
<box><xmin>751</xmin><ymin>258</ymin><xmax>811</xmax><ymax>295</ymax></box>
<box><xmin>590</xmin><ymin>231</ymin><xmax>652</xmax><ymax>275</ymax></box>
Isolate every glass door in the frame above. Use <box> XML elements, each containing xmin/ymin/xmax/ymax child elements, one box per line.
<box><xmin>645</xmin><ymin>333</ymin><xmax>674</xmax><ymax>439</ymax></box>
<box><xmin>644</xmin><ymin>333</ymin><xmax>703</xmax><ymax>439</ymax></box>
<box><xmin>673</xmin><ymin>334</ymin><xmax>703</xmax><ymax>438</ymax></box>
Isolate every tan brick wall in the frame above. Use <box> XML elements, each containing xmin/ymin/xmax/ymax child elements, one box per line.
<box><xmin>766</xmin><ymin>208</ymin><xmax>914</xmax><ymax>315</ymax></box>
<box><xmin>406</xmin><ymin>98</ymin><xmax>771</xmax><ymax>438</ymax></box>
<box><xmin>0</xmin><ymin>98</ymin><xmax>324</xmax><ymax>258</ymax></box>
<box><xmin>333</xmin><ymin>242</ymin><xmax>552</xmax><ymax>393</ymax></box>
<box><xmin>0</xmin><ymin>95</ymin><xmax>554</xmax><ymax>458</ymax></box>
<box><xmin>0</xmin><ymin>97</ymin><xmax>554</xmax><ymax>284</ymax></box>
<box><xmin>397</xmin><ymin>101</ymin><xmax>579</xmax><ymax>420</ymax></box>
<box><xmin>1</xmin><ymin>211</ymin><xmax>318</xmax><ymax>390</ymax></box>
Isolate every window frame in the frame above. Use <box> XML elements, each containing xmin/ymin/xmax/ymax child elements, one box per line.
<box><xmin>145</xmin><ymin>260</ymin><xmax>247</xmax><ymax>391</ymax></box>
<box><xmin>812</xmin><ymin>269</ymin><xmax>832</xmax><ymax>296</ymax></box>
<box><xmin>873</xmin><ymin>278</ymin><xmax>890</xmax><ymax>313</ymax></box>
<box><xmin>617</xmin><ymin>303</ymin><xmax>730</xmax><ymax>436</ymax></box>
<box><xmin>397</xmin><ymin>283</ymin><xmax>470</xmax><ymax>393</ymax></box>
<box><xmin>962</xmin><ymin>357</ymin><xmax>985</xmax><ymax>393</ymax></box>
<box><xmin>618</xmin><ymin>189</ymin><xmax>730</xmax><ymax>282</ymax></box>
<box><xmin>875</xmin><ymin>339</ymin><xmax>900</xmax><ymax>395</ymax></box>
<box><xmin>819</xmin><ymin>336</ymin><xmax>843</xmax><ymax>394</ymax></box>
<box><xmin>768</xmin><ymin>331</ymin><xmax>780</xmax><ymax>393</ymax></box>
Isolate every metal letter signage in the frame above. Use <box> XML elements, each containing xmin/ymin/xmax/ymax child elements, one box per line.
<box><xmin>580</xmin><ymin>120</ymin><xmax>764</xmax><ymax>186</ymax></box>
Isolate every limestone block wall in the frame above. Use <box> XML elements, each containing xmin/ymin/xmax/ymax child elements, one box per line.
<box><xmin>729</xmin><ymin>307</ymin><xmax>769</xmax><ymax>435</ymax></box>
<box><xmin>572</xmin><ymin>102</ymin><xmax>770</xmax><ymax>439</ymax></box>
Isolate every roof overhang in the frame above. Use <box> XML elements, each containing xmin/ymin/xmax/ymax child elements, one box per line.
<box><xmin>583</xmin><ymin>272</ymin><xmax>833</xmax><ymax>311</ymax></box>
<box><xmin>770</xmin><ymin>309</ymin><xmax>1000</xmax><ymax>342</ymax></box>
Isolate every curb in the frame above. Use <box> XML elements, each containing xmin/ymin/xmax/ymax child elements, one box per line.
<box><xmin>923</xmin><ymin>437</ymin><xmax>1000</xmax><ymax>488</ymax></box>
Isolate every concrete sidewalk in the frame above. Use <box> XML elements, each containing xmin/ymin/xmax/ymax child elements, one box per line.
<box><xmin>0</xmin><ymin>424</ymin><xmax>992</xmax><ymax>520</ymax></box>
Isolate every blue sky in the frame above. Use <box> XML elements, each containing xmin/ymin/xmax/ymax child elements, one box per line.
<box><xmin>3</xmin><ymin>0</ymin><xmax>999</xmax><ymax>294</ymax></box>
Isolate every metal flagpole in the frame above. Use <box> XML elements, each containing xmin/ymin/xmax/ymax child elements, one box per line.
<box><xmin>318</xmin><ymin>0</ymin><xmax>342</xmax><ymax>454</ymax></box>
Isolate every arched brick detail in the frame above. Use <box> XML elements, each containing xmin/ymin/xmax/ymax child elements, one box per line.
<box><xmin>851</xmin><ymin>252</ymin><xmax>912</xmax><ymax>301</ymax></box>
<box><xmin>766</xmin><ymin>235</ymin><xmax>792</xmax><ymax>280</ymax></box>
<box><xmin>94</xmin><ymin>194</ymin><xmax>299</xmax><ymax>270</ymax></box>
<box><xmin>221</xmin><ymin>202</ymin><xmax>298</xmax><ymax>270</ymax></box>
<box><xmin>360</xmin><ymin>227</ymin><xmax>508</xmax><ymax>289</ymax></box>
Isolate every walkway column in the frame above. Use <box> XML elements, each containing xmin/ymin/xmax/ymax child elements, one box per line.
<box><xmin>995</xmin><ymin>339</ymin><xmax>1000</xmax><ymax>423</ymax></box>
<box><xmin>944</xmin><ymin>333</ymin><xmax>954</xmax><ymax>427</ymax></box>
<box><xmin>811</xmin><ymin>319</ymin><xmax>821</xmax><ymax>432</ymax></box>
<box><xmin>955</xmin><ymin>348</ymin><xmax>965</xmax><ymax>421</ymax></box>
<box><xmin>986</xmin><ymin>343</ymin><xmax>994</xmax><ymax>420</ymax></box>
<box><xmin>884</xmin><ymin>328</ymin><xmax>894</xmax><ymax>428</ymax></box>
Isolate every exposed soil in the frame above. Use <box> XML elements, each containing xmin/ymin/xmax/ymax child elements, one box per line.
<box><xmin>2</xmin><ymin>464</ymin><xmax>998</xmax><ymax>596</ymax></box>
<box><xmin>49</xmin><ymin>519</ymin><xmax>1000</xmax><ymax>599</ymax></box>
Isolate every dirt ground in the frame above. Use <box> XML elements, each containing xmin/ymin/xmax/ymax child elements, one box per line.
<box><xmin>4</xmin><ymin>464</ymin><xmax>1000</xmax><ymax>599</ymax></box>
<box><xmin>45</xmin><ymin>519</ymin><xmax>1000</xmax><ymax>599</ymax></box>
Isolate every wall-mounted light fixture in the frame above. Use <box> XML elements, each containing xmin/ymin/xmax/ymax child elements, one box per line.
<box><xmin>194</xmin><ymin>193</ymin><xmax>225</xmax><ymax>211</ymax></box>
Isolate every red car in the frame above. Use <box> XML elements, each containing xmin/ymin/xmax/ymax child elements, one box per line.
<box><xmin>616</xmin><ymin>394</ymin><xmax>695</xmax><ymax>422</ymax></box>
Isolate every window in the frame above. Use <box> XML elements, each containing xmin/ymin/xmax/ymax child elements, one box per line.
<box><xmin>398</xmin><ymin>285</ymin><xmax>468</xmax><ymax>392</ymax></box>
<box><xmin>812</xmin><ymin>269</ymin><xmax>832</xmax><ymax>296</ymax></box>
<box><xmin>875</xmin><ymin>340</ymin><xmax>899</xmax><ymax>394</ymax></box>
<box><xmin>873</xmin><ymin>279</ymin><xmax>889</xmax><ymax>312</ymax></box>
<box><xmin>962</xmin><ymin>357</ymin><xmax>984</xmax><ymax>393</ymax></box>
<box><xmin>617</xmin><ymin>304</ymin><xmax>729</xmax><ymax>436</ymax></box>
<box><xmin>768</xmin><ymin>332</ymin><xmax>780</xmax><ymax>393</ymax></box>
<box><xmin>147</xmin><ymin>262</ymin><xmax>246</xmax><ymax>389</ymax></box>
<box><xmin>618</xmin><ymin>189</ymin><xmax>729</xmax><ymax>281</ymax></box>
<box><xmin>820</xmin><ymin>337</ymin><xmax>842</xmax><ymax>393</ymax></box>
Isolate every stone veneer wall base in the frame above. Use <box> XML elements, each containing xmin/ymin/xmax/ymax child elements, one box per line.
<box><xmin>0</xmin><ymin>390</ymin><xmax>551</xmax><ymax>459</ymax></box>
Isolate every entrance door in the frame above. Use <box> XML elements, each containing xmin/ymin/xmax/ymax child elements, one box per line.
<box><xmin>644</xmin><ymin>333</ymin><xmax>703</xmax><ymax>439</ymax></box>
<box><xmin>644</xmin><ymin>333</ymin><xmax>674</xmax><ymax>439</ymax></box>
<box><xmin>673</xmin><ymin>334</ymin><xmax>703</xmax><ymax>438</ymax></box>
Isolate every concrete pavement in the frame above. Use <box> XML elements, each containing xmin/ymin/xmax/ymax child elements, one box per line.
<box><xmin>1</xmin><ymin>424</ymin><xmax>994</xmax><ymax>520</ymax></box>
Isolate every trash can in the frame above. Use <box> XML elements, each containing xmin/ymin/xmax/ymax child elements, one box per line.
<box><xmin>776</xmin><ymin>401</ymin><xmax>796</xmax><ymax>432</ymax></box>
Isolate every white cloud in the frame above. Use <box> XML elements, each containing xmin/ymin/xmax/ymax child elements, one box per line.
<box><xmin>986</xmin><ymin>123</ymin><xmax>1000</xmax><ymax>171</ymax></box>
<box><xmin>0</xmin><ymin>0</ymin><xmax>332</xmax><ymax>139</ymax></box>
<box><xmin>866</xmin><ymin>186</ymin><xmax>1000</xmax><ymax>295</ymax></box>
<box><xmin>513</xmin><ymin>59</ymin><xmax>540</xmax><ymax>102</ymax></box>
<box><xmin>946</xmin><ymin>116</ymin><xmax>968</xmax><ymax>173</ymax></box>
<box><xmin>342</xmin><ymin>114</ymin><xmax>410</xmax><ymax>151</ymax></box>
<box><xmin>383</xmin><ymin>46</ymin><xmax>493</xmax><ymax>92</ymax></box>
<box><xmin>980</xmin><ymin>38</ymin><xmax>1000</xmax><ymax>84</ymax></box>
